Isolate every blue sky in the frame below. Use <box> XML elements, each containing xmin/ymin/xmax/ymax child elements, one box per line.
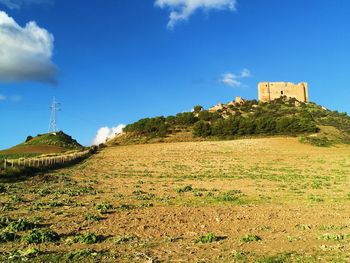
<box><xmin>0</xmin><ymin>0</ymin><xmax>349</xmax><ymax>148</ymax></box>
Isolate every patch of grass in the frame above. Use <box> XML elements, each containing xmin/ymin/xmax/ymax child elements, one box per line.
<box><xmin>0</xmin><ymin>217</ymin><xmax>12</xmax><ymax>228</ymax></box>
<box><xmin>217</xmin><ymin>190</ymin><xmax>242</xmax><ymax>202</ymax></box>
<box><xmin>31</xmin><ymin>201</ymin><xmax>65</xmax><ymax>210</ymax></box>
<box><xmin>319</xmin><ymin>233</ymin><xmax>349</xmax><ymax>241</ymax></box>
<box><xmin>240</xmin><ymin>234</ymin><xmax>262</xmax><ymax>243</ymax></box>
<box><xmin>176</xmin><ymin>185</ymin><xmax>193</xmax><ymax>193</ymax></box>
<box><xmin>114</xmin><ymin>235</ymin><xmax>138</xmax><ymax>244</ymax></box>
<box><xmin>309</xmin><ymin>195</ymin><xmax>324</xmax><ymax>202</ymax></box>
<box><xmin>9</xmin><ymin>195</ymin><xmax>24</xmax><ymax>203</ymax></box>
<box><xmin>0</xmin><ymin>231</ymin><xmax>17</xmax><ymax>243</ymax></box>
<box><xmin>6</xmin><ymin>219</ymin><xmax>36</xmax><ymax>232</ymax></box>
<box><xmin>195</xmin><ymin>233</ymin><xmax>226</xmax><ymax>243</ymax></box>
<box><xmin>24</xmin><ymin>229</ymin><xmax>59</xmax><ymax>244</ymax></box>
<box><xmin>0</xmin><ymin>184</ymin><xmax>6</xmax><ymax>193</ymax></box>
<box><xmin>256</xmin><ymin>252</ymin><xmax>295</xmax><ymax>263</ymax></box>
<box><xmin>85</xmin><ymin>214</ymin><xmax>102</xmax><ymax>222</ymax></box>
<box><xmin>95</xmin><ymin>202</ymin><xmax>113</xmax><ymax>213</ymax></box>
<box><xmin>119</xmin><ymin>204</ymin><xmax>136</xmax><ymax>210</ymax></box>
<box><xmin>73</xmin><ymin>232</ymin><xmax>101</xmax><ymax>244</ymax></box>
<box><xmin>7</xmin><ymin>248</ymin><xmax>40</xmax><ymax>261</ymax></box>
<box><xmin>299</xmin><ymin>136</ymin><xmax>333</xmax><ymax>147</ymax></box>
<box><xmin>65</xmin><ymin>249</ymin><xmax>98</xmax><ymax>261</ymax></box>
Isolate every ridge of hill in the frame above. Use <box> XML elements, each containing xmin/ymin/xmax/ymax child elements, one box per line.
<box><xmin>0</xmin><ymin>131</ymin><xmax>84</xmax><ymax>159</ymax></box>
<box><xmin>108</xmin><ymin>97</ymin><xmax>350</xmax><ymax>147</ymax></box>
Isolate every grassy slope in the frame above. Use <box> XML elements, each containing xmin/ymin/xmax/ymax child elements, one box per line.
<box><xmin>0</xmin><ymin>131</ymin><xmax>83</xmax><ymax>159</ymax></box>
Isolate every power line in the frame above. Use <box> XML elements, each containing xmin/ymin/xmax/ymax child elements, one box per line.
<box><xmin>48</xmin><ymin>97</ymin><xmax>61</xmax><ymax>133</ymax></box>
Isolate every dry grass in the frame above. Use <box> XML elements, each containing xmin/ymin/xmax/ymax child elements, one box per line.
<box><xmin>1</xmin><ymin>137</ymin><xmax>350</xmax><ymax>262</ymax></box>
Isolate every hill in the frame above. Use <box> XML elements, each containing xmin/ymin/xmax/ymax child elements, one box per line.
<box><xmin>108</xmin><ymin>97</ymin><xmax>350</xmax><ymax>146</ymax></box>
<box><xmin>0</xmin><ymin>131</ymin><xmax>83</xmax><ymax>159</ymax></box>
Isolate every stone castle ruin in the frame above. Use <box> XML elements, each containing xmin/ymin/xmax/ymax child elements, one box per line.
<box><xmin>258</xmin><ymin>82</ymin><xmax>309</xmax><ymax>102</ymax></box>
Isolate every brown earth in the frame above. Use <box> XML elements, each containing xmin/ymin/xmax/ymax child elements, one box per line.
<box><xmin>1</xmin><ymin>137</ymin><xmax>350</xmax><ymax>262</ymax></box>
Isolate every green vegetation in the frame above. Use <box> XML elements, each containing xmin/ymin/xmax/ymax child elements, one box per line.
<box><xmin>0</xmin><ymin>131</ymin><xmax>84</xmax><ymax>160</ymax></box>
<box><xmin>73</xmin><ymin>232</ymin><xmax>100</xmax><ymax>244</ymax></box>
<box><xmin>240</xmin><ymin>234</ymin><xmax>262</xmax><ymax>243</ymax></box>
<box><xmin>24</xmin><ymin>229</ymin><xmax>60</xmax><ymax>244</ymax></box>
<box><xmin>19</xmin><ymin>131</ymin><xmax>82</xmax><ymax>149</ymax></box>
<box><xmin>195</xmin><ymin>233</ymin><xmax>221</xmax><ymax>243</ymax></box>
<box><xmin>176</xmin><ymin>185</ymin><xmax>193</xmax><ymax>193</ymax></box>
<box><xmin>0</xmin><ymin>231</ymin><xmax>17</xmax><ymax>243</ymax></box>
<box><xmin>114</xmin><ymin>97</ymin><xmax>350</xmax><ymax>146</ymax></box>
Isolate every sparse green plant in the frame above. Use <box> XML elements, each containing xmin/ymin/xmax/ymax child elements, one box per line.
<box><xmin>119</xmin><ymin>204</ymin><xmax>136</xmax><ymax>210</ymax></box>
<box><xmin>8</xmin><ymin>248</ymin><xmax>40</xmax><ymax>261</ymax></box>
<box><xmin>0</xmin><ymin>217</ymin><xmax>12</xmax><ymax>228</ymax></box>
<box><xmin>319</xmin><ymin>233</ymin><xmax>349</xmax><ymax>241</ymax></box>
<box><xmin>114</xmin><ymin>235</ymin><xmax>138</xmax><ymax>244</ymax></box>
<box><xmin>95</xmin><ymin>202</ymin><xmax>113</xmax><ymax>213</ymax></box>
<box><xmin>85</xmin><ymin>214</ymin><xmax>102</xmax><ymax>222</ymax></box>
<box><xmin>73</xmin><ymin>232</ymin><xmax>100</xmax><ymax>244</ymax></box>
<box><xmin>195</xmin><ymin>233</ymin><xmax>225</xmax><ymax>243</ymax></box>
<box><xmin>0</xmin><ymin>230</ymin><xmax>17</xmax><ymax>243</ymax></box>
<box><xmin>176</xmin><ymin>185</ymin><xmax>193</xmax><ymax>193</ymax></box>
<box><xmin>6</xmin><ymin>219</ymin><xmax>36</xmax><ymax>232</ymax></box>
<box><xmin>24</xmin><ymin>229</ymin><xmax>59</xmax><ymax>244</ymax></box>
<box><xmin>0</xmin><ymin>184</ymin><xmax>6</xmax><ymax>193</ymax></box>
<box><xmin>240</xmin><ymin>234</ymin><xmax>262</xmax><ymax>243</ymax></box>
<box><xmin>66</xmin><ymin>249</ymin><xmax>97</xmax><ymax>260</ymax></box>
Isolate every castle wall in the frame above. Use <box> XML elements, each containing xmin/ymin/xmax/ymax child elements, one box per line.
<box><xmin>258</xmin><ymin>82</ymin><xmax>309</xmax><ymax>102</ymax></box>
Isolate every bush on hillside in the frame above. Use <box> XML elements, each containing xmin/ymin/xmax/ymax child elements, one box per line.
<box><xmin>193</xmin><ymin>121</ymin><xmax>211</xmax><ymax>137</ymax></box>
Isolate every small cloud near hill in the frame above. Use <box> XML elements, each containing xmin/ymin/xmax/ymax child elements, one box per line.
<box><xmin>92</xmin><ymin>124</ymin><xmax>126</xmax><ymax>145</ymax></box>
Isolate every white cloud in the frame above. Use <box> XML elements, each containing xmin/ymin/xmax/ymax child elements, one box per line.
<box><xmin>92</xmin><ymin>124</ymin><xmax>126</xmax><ymax>146</ymax></box>
<box><xmin>0</xmin><ymin>94</ymin><xmax>6</xmax><ymax>101</ymax></box>
<box><xmin>0</xmin><ymin>0</ymin><xmax>53</xmax><ymax>9</ymax></box>
<box><xmin>155</xmin><ymin>0</ymin><xmax>237</xmax><ymax>28</ymax></box>
<box><xmin>0</xmin><ymin>11</ymin><xmax>57</xmax><ymax>84</ymax></box>
<box><xmin>219</xmin><ymin>68</ymin><xmax>251</xmax><ymax>88</ymax></box>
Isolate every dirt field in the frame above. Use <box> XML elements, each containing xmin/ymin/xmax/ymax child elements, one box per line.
<box><xmin>1</xmin><ymin>137</ymin><xmax>350</xmax><ymax>262</ymax></box>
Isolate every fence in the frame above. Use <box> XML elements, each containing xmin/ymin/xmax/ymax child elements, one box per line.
<box><xmin>2</xmin><ymin>149</ymin><xmax>91</xmax><ymax>170</ymax></box>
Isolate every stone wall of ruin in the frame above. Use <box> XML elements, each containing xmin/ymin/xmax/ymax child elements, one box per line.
<box><xmin>258</xmin><ymin>82</ymin><xmax>309</xmax><ymax>102</ymax></box>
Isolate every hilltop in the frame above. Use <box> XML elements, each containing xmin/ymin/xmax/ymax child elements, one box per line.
<box><xmin>108</xmin><ymin>97</ymin><xmax>350</xmax><ymax>147</ymax></box>
<box><xmin>0</xmin><ymin>131</ymin><xmax>83</xmax><ymax>159</ymax></box>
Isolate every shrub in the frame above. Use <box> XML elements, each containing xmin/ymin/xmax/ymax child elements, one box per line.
<box><xmin>193</xmin><ymin>121</ymin><xmax>211</xmax><ymax>137</ymax></box>
<box><xmin>24</xmin><ymin>229</ymin><xmax>59</xmax><ymax>244</ymax></box>
<box><xmin>124</xmin><ymin>116</ymin><xmax>168</xmax><ymax>137</ymax></box>
<box><xmin>193</xmin><ymin>105</ymin><xmax>203</xmax><ymax>113</ymax></box>
<box><xmin>175</xmin><ymin>112</ymin><xmax>198</xmax><ymax>126</ymax></box>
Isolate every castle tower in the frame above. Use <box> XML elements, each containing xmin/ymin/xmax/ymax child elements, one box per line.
<box><xmin>258</xmin><ymin>82</ymin><xmax>309</xmax><ymax>102</ymax></box>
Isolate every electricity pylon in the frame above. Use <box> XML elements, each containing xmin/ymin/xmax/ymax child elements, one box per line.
<box><xmin>48</xmin><ymin>97</ymin><xmax>61</xmax><ymax>133</ymax></box>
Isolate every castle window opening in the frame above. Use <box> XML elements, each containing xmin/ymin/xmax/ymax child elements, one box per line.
<box><xmin>281</xmin><ymin>91</ymin><xmax>284</xmax><ymax>95</ymax></box>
